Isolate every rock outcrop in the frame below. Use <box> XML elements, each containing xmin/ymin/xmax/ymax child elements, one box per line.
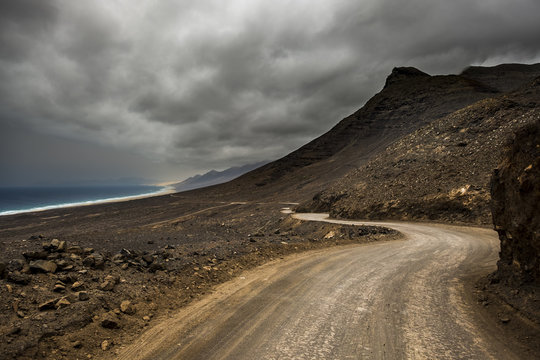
<box><xmin>491</xmin><ymin>121</ymin><xmax>540</xmax><ymax>285</ymax></box>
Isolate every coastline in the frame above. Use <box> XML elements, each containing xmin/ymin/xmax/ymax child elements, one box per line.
<box><xmin>0</xmin><ymin>185</ymin><xmax>177</xmax><ymax>216</ymax></box>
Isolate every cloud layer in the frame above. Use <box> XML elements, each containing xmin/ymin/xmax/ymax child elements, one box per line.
<box><xmin>1</xmin><ymin>0</ymin><xmax>540</xmax><ymax>184</ymax></box>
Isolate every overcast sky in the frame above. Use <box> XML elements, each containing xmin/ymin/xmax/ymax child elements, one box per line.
<box><xmin>1</xmin><ymin>0</ymin><xmax>539</xmax><ymax>186</ymax></box>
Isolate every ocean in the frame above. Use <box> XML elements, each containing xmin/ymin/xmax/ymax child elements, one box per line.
<box><xmin>0</xmin><ymin>185</ymin><xmax>170</xmax><ymax>216</ymax></box>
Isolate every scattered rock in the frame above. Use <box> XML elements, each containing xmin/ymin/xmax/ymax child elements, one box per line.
<box><xmin>77</xmin><ymin>291</ymin><xmax>90</xmax><ymax>301</ymax></box>
<box><xmin>39</xmin><ymin>298</ymin><xmax>58</xmax><ymax>311</ymax></box>
<box><xmin>120</xmin><ymin>248</ymin><xmax>133</xmax><ymax>258</ymax></box>
<box><xmin>142</xmin><ymin>254</ymin><xmax>154</xmax><ymax>264</ymax></box>
<box><xmin>120</xmin><ymin>300</ymin><xmax>135</xmax><ymax>315</ymax></box>
<box><xmin>101</xmin><ymin>340</ymin><xmax>110</xmax><ymax>351</ymax></box>
<box><xmin>53</xmin><ymin>284</ymin><xmax>66</xmax><ymax>292</ymax></box>
<box><xmin>99</xmin><ymin>280</ymin><xmax>115</xmax><ymax>291</ymax></box>
<box><xmin>82</xmin><ymin>256</ymin><xmax>95</xmax><ymax>268</ymax></box>
<box><xmin>500</xmin><ymin>317</ymin><xmax>510</xmax><ymax>324</ymax></box>
<box><xmin>57</xmin><ymin>240</ymin><xmax>66</xmax><ymax>252</ymax></box>
<box><xmin>324</xmin><ymin>231</ymin><xmax>336</xmax><ymax>239</ymax></box>
<box><xmin>46</xmin><ymin>238</ymin><xmax>67</xmax><ymax>252</ymax></box>
<box><xmin>72</xmin><ymin>340</ymin><xmax>83</xmax><ymax>349</ymax></box>
<box><xmin>147</xmin><ymin>240</ymin><xmax>154</xmax><ymax>244</ymax></box>
<box><xmin>55</xmin><ymin>259</ymin><xmax>70</xmax><ymax>269</ymax></box>
<box><xmin>121</xmin><ymin>263</ymin><xmax>129</xmax><ymax>270</ymax></box>
<box><xmin>142</xmin><ymin>315</ymin><xmax>150</xmax><ymax>321</ymax></box>
<box><xmin>0</xmin><ymin>261</ymin><xmax>5</xmax><ymax>277</ymax></box>
<box><xmin>29</xmin><ymin>260</ymin><xmax>57</xmax><ymax>273</ymax></box>
<box><xmin>55</xmin><ymin>297</ymin><xmax>71</xmax><ymax>309</ymax></box>
<box><xmin>72</xmin><ymin>281</ymin><xmax>84</xmax><ymax>290</ymax></box>
<box><xmin>70</xmin><ymin>254</ymin><xmax>82</xmax><ymax>261</ymax></box>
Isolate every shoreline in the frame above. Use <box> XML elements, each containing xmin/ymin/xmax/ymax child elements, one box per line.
<box><xmin>0</xmin><ymin>185</ymin><xmax>177</xmax><ymax>217</ymax></box>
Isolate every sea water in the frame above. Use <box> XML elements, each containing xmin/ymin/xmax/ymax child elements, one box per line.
<box><xmin>0</xmin><ymin>185</ymin><xmax>170</xmax><ymax>216</ymax></box>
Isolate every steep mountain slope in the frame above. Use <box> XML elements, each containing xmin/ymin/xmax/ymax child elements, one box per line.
<box><xmin>302</xmin><ymin>77</ymin><xmax>539</xmax><ymax>224</ymax></box>
<box><xmin>201</xmin><ymin>67</ymin><xmax>501</xmax><ymax>201</ymax></box>
<box><xmin>173</xmin><ymin>161</ymin><xmax>268</xmax><ymax>192</ymax></box>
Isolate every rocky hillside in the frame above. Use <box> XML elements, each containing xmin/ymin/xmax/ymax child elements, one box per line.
<box><xmin>491</xmin><ymin>121</ymin><xmax>540</xmax><ymax>285</ymax></box>
<box><xmin>201</xmin><ymin>67</ymin><xmax>502</xmax><ymax>201</ymax></box>
<box><xmin>301</xmin><ymin>75</ymin><xmax>540</xmax><ymax>224</ymax></box>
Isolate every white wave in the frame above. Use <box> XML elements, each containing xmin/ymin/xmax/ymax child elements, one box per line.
<box><xmin>0</xmin><ymin>186</ymin><xmax>175</xmax><ymax>216</ymax></box>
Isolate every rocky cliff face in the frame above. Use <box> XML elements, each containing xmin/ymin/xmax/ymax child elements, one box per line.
<box><xmin>491</xmin><ymin>121</ymin><xmax>540</xmax><ymax>285</ymax></box>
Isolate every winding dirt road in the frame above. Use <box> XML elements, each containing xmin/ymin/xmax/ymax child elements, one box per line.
<box><xmin>116</xmin><ymin>213</ymin><xmax>522</xmax><ymax>359</ymax></box>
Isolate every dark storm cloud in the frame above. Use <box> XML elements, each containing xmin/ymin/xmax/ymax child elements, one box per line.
<box><xmin>1</xmin><ymin>0</ymin><xmax>540</xmax><ymax>184</ymax></box>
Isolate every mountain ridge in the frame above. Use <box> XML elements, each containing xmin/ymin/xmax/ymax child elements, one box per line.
<box><xmin>194</xmin><ymin>63</ymin><xmax>540</xmax><ymax>206</ymax></box>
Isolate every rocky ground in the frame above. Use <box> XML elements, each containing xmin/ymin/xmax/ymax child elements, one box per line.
<box><xmin>0</xmin><ymin>201</ymin><xmax>400</xmax><ymax>360</ymax></box>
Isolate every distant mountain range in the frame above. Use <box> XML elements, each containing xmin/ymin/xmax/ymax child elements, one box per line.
<box><xmin>173</xmin><ymin>161</ymin><xmax>268</xmax><ymax>192</ymax></box>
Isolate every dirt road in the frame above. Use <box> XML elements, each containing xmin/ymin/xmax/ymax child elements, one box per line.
<box><xmin>116</xmin><ymin>213</ymin><xmax>522</xmax><ymax>359</ymax></box>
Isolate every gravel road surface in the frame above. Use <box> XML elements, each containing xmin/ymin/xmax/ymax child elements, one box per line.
<box><xmin>116</xmin><ymin>213</ymin><xmax>522</xmax><ymax>360</ymax></box>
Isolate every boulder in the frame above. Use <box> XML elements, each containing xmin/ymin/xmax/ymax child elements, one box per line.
<box><xmin>83</xmin><ymin>253</ymin><xmax>105</xmax><ymax>269</ymax></box>
<box><xmin>29</xmin><ymin>260</ymin><xmax>57</xmax><ymax>273</ymax></box>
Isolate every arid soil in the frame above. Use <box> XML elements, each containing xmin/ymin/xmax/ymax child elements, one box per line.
<box><xmin>0</xmin><ymin>199</ymin><xmax>399</xmax><ymax>360</ymax></box>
